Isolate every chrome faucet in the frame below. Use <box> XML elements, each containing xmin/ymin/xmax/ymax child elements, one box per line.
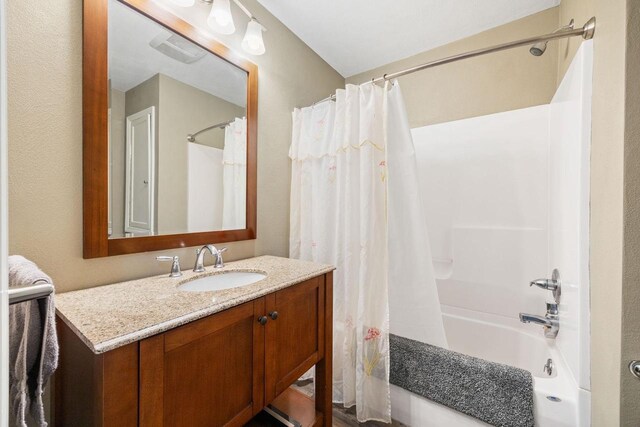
<box><xmin>156</xmin><ymin>255</ymin><xmax>182</xmax><ymax>278</ymax></box>
<box><xmin>519</xmin><ymin>302</ymin><xmax>560</xmax><ymax>339</ymax></box>
<box><xmin>193</xmin><ymin>245</ymin><xmax>227</xmax><ymax>272</ymax></box>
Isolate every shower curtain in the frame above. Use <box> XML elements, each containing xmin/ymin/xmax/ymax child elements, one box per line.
<box><xmin>222</xmin><ymin>117</ymin><xmax>247</xmax><ymax>230</ymax></box>
<box><xmin>289</xmin><ymin>82</ymin><xmax>447</xmax><ymax>422</ymax></box>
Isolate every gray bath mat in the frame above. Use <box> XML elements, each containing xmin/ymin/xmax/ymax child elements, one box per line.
<box><xmin>390</xmin><ymin>334</ymin><xmax>534</xmax><ymax>427</ymax></box>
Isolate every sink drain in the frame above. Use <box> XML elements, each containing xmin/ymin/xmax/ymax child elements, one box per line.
<box><xmin>546</xmin><ymin>396</ymin><xmax>562</xmax><ymax>402</ymax></box>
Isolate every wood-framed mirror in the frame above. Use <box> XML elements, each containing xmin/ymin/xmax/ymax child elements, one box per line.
<box><xmin>83</xmin><ymin>0</ymin><xmax>257</xmax><ymax>258</ymax></box>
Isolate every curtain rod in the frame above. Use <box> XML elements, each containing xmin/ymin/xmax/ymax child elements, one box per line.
<box><xmin>187</xmin><ymin>119</ymin><xmax>233</xmax><ymax>142</ymax></box>
<box><xmin>310</xmin><ymin>17</ymin><xmax>595</xmax><ymax>107</ymax></box>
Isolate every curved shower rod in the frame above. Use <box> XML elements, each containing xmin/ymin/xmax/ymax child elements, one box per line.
<box><xmin>311</xmin><ymin>16</ymin><xmax>596</xmax><ymax>106</ymax></box>
<box><xmin>187</xmin><ymin>119</ymin><xmax>233</xmax><ymax>142</ymax></box>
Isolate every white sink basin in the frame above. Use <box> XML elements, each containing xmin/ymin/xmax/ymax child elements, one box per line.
<box><xmin>178</xmin><ymin>271</ymin><xmax>266</xmax><ymax>292</ymax></box>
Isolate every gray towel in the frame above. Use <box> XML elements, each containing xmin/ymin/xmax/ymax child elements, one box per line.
<box><xmin>9</xmin><ymin>255</ymin><xmax>58</xmax><ymax>427</ymax></box>
<box><xmin>390</xmin><ymin>334</ymin><xmax>534</xmax><ymax>427</ymax></box>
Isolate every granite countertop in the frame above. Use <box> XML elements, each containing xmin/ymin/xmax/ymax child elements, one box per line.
<box><xmin>55</xmin><ymin>256</ymin><xmax>334</xmax><ymax>354</ymax></box>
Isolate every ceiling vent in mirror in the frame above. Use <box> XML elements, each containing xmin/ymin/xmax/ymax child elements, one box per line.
<box><xmin>149</xmin><ymin>32</ymin><xmax>207</xmax><ymax>64</ymax></box>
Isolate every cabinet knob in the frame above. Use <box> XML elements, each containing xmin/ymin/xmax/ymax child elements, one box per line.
<box><xmin>258</xmin><ymin>316</ymin><xmax>268</xmax><ymax>325</ymax></box>
<box><xmin>269</xmin><ymin>311</ymin><xmax>279</xmax><ymax>320</ymax></box>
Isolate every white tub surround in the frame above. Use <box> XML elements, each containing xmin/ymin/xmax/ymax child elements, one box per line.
<box><xmin>413</xmin><ymin>105</ymin><xmax>551</xmax><ymax>319</ymax></box>
<box><xmin>402</xmin><ymin>42</ymin><xmax>593</xmax><ymax>427</ymax></box>
<box><xmin>391</xmin><ymin>307</ymin><xmax>577</xmax><ymax>427</ymax></box>
<box><xmin>548</xmin><ymin>41</ymin><xmax>593</xmax><ymax>398</ymax></box>
<box><xmin>55</xmin><ymin>256</ymin><xmax>334</xmax><ymax>354</ymax></box>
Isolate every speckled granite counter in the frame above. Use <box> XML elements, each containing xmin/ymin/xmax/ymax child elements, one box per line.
<box><xmin>55</xmin><ymin>256</ymin><xmax>334</xmax><ymax>354</ymax></box>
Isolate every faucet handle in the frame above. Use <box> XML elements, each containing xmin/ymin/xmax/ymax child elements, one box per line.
<box><xmin>214</xmin><ymin>247</ymin><xmax>227</xmax><ymax>268</ymax></box>
<box><xmin>530</xmin><ymin>278</ymin><xmax>558</xmax><ymax>290</ymax></box>
<box><xmin>530</xmin><ymin>269</ymin><xmax>562</xmax><ymax>304</ymax></box>
<box><xmin>157</xmin><ymin>255</ymin><xmax>182</xmax><ymax>278</ymax></box>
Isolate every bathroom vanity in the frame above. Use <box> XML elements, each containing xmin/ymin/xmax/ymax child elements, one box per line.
<box><xmin>54</xmin><ymin>256</ymin><xmax>334</xmax><ymax>427</ymax></box>
<box><xmin>68</xmin><ymin>1</ymin><xmax>333</xmax><ymax>423</ymax></box>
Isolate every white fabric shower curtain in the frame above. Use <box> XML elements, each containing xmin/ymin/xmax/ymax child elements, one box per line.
<box><xmin>289</xmin><ymin>82</ymin><xmax>447</xmax><ymax>422</ymax></box>
<box><xmin>222</xmin><ymin>117</ymin><xmax>247</xmax><ymax>230</ymax></box>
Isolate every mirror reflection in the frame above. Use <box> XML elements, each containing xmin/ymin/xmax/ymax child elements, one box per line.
<box><xmin>108</xmin><ymin>0</ymin><xmax>248</xmax><ymax>238</ymax></box>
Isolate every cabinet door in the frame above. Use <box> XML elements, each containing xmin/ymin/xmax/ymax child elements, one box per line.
<box><xmin>264</xmin><ymin>277</ymin><xmax>325</xmax><ymax>403</ymax></box>
<box><xmin>139</xmin><ymin>299</ymin><xmax>266</xmax><ymax>427</ymax></box>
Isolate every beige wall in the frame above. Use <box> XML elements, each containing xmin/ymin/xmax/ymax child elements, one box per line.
<box><xmin>124</xmin><ymin>74</ymin><xmax>159</xmax><ymax>118</ymax></box>
<box><xmin>6</xmin><ymin>0</ymin><xmax>343</xmax><ymax>293</ymax></box>
<box><xmin>156</xmin><ymin>74</ymin><xmax>244</xmax><ymax>235</ymax></box>
<box><xmin>621</xmin><ymin>3</ymin><xmax>640</xmax><ymax>424</ymax></box>
<box><xmin>109</xmin><ymin>88</ymin><xmax>126</xmax><ymax>238</ymax></box>
<box><xmin>556</xmin><ymin>0</ymin><xmax>640</xmax><ymax>425</ymax></box>
<box><xmin>621</xmin><ymin>2</ymin><xmax>640</xmax><ymax>422</ymax></box>
<box><xmin>347</xmin><ymin>8</ymin><xmax>560</xmax><ymax>128</ymax></box>
<box><xmin>158</xmin><ymin>74</ymin><xmax>245</xmax><ymax>151</ymax></box>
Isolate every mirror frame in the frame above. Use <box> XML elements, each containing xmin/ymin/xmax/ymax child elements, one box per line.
<box><xmin>83</xmin><ymin>0</ymin><xmax>258</xmax><ymax>258</ymax></box>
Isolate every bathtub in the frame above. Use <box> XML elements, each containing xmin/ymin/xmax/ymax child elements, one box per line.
<box><xmin>390</xmin><ymin>305</ymin><xmax>579</xmax><ymax>427</ymax></box>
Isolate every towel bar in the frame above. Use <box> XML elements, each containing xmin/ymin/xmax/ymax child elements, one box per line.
<box><xmin>8</xmin><ymin>282</ymin><xmax>54</xmax><ymax>305</ymax></box>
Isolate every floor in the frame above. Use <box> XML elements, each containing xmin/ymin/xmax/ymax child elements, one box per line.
<box><xmin>332</xmin><ymin>404</ymin><xmax>407</xmax><ymax>427</ymax></box>
<box><xmin>292</xmin><ymin>380</ymin><xmax>407</xmax><ymax>427</ymax></box>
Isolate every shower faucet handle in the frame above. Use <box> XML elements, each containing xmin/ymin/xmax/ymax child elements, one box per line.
<box><xmin>530</xmin><ymin>278</ymin><xmax>559</xmax><ymax>291</ymax></box>
<box><xmin>529</xmin><ymin>269</ymin><xmax>562</xmax><ymax>304</ymax></box>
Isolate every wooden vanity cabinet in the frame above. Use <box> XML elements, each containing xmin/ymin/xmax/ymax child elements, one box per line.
<box><xmin>139</xmin><ymin>300</ymin><xmax>265</xmax><ymax>427</ymax></box>
<box><xmin>55</xmin><ymin>272</ymin><xmax>333</xmax><ymax>427</ymax></box>
<box><xmin>264</xmin><ymin>276</ymin><xmax>324</xmax><ymax>403</ymax></box>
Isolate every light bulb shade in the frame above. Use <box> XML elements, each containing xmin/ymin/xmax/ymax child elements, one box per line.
<box><xmin>168</xmin><ymin>0</ymin><xmax>195</xmax><ymax>6</ymax></box>
<box><xmin>242</xmin><ymin>20</ymin><xmax>266</xmax><ymax>55</ymax></box>
<box><xmin>207</xmin><ymin>0</ymin><xmax>235</xmax><ymax>34</ymax></box>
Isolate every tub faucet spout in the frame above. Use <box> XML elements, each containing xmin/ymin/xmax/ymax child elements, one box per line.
<box><xmin>519</xmin><ymin>303</ymin><xmax>559</xmax><ymax>339</ymax></box>
<box><xmin>519</xmin><ymin>313</ymin><xmax>551</xmax><ymax>325</ymax></box>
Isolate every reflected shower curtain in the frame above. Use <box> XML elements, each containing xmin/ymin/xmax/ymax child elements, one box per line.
<box><xmin>222</xmin><ymin>117</ymin><xmax>247</xmax><ymax>230</ymax></box>
<box><xmin>289</xmin><ymin>82</ymin><xmax>447</xmax><ymax>422</ymax></box>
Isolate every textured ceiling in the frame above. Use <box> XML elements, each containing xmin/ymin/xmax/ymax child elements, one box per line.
<box><xmin>256</xmin><ymin>0</ymin><xmax>560</xmax><ymax>77</ymax></box>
